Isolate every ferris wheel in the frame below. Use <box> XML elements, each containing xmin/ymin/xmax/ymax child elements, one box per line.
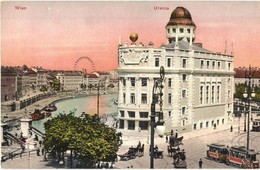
<box><xmin>74</xmin><ymin>56</ymin><xmax>96</xmax><ymax>73</ymax></box>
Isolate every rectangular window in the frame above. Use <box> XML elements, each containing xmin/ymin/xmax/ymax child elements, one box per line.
<box><xmin>182</xmin><ymin>107</ymin><xmax>186</xmax><ymax>115</ymax></box>
<box><xmin>194</xmin><ymin>123</ymin><xmax>197</xmax><ymax>130</ymax></box>
<box><xmin>200</xmin><ymin>60</ymin><xmax>204</xmax><ymax>69</ymax></box>
<box><xmin>141</xmin><ymin>93</ymin><xmax>147</xmax><ymax>104</ymax></box>
<box><xmin>217</xmin><ymin>119</ymin><xmax>219</xmax><ymax>125</ymax></box>
<box><xmin>207</xmin><ymin>61</ymin><xmax>210</xmax><ymax>69</ymax></box>
<box><xmin>218</xmin><ymin>62</ymin><xmax>221</xmax><ymax>70</ymax></box>
<box><xmin>183</xmin><ymin>120</ymin><xmax>185</xmax><ymax>126</ymax></box>
<box><xmin>182</xmin><ymin>58</ymin><xmax>187</xmax><ymax>68</ymax></box>
<box><xmin>180</xmin><ymin>28</ymin><xmax>184</xmax><ymax>33</ymax></box>
<box><xmin>200</xmin><ymin>122</ymin><xmax>203</xmax><ymax>129</ymax></box>
<box><xmin>212</xmin><ymin>61</ymin><xmax>215</xmax><ymax>69</ymax></box>
<box><xmin>168</xmin><ymin>93</ymin><xmax>172</xmax><ymax>104</ymax></box>
<box><xmin>187</xmin><ymin>28</ymin><xmax>190</xmax><ymax>33</ymax></box>
<box><xmin>169</xmin><ymin>111</ymin><xmax>171</xmax><ymax>117</ymax></box>
<box><xmin>222</xmin><ymin>119</ymin><xmax>224</xmax><ymax>124</ymax></box>
<box><xmin>167</xmin><ymin>58</ymin><xmax>171</xmax><ymax>67</ymax></box>
<box><xmin>182</xmin><ymin>74</ymin><xmax>187</xmax><ymax>82</ymax></box>
<box><xmin>168</xmin><ymin>78</ymin><xmax>172</xmax><ymax>87</ymax></box>
<box><xmin>139</xmin><ymin>121</ymin><xmax>149</xmax><ymax>130</ymax></box>
<box><xmin>122</xmin><ymin>78</ymin><xmax>126</xmax><ymax>86</ymax></box>
<box><xmin>119</xmin><ymin>120</ymin><xmax>124</xmax><ymax>129</ymax></box>
<box><xmin>206</xmin><ymin>122</ymin><xmax>209</xmax><ymax>128</ymax></box>
<box><xmin>130</xmin><ymin>93</ymin><xmax>135</xmax><ymax>104</ymax></box>
<box><xmin>123</xmin><ymin>93</ymin><xmax>126</xmax><ymax>103</ymax></box>
<box><xmin>206</xmin><ymin>86</ymin><xmax>209</xmax><ymax>104</ymax></box>
<box><xmin>217</xmin><ymin>85</ymin><xmax>220</xmax><ymax>103</ymax></box>
<box><xmin>167</xmin><ymin>29</ymin><xmax>170</xmax><ymax>33</ymax></box>
<box><xmin>139</xmin><ymin>112</ymin><xmax>148</xmax><ymax>118</ymax></box>
<box><xmin>130</xmin><ymin>78</ymin><xmax>135</xmax><ymax>86</ymax></box>
<box><xmin>211</xmin><ymin>86</ymin><xmax>214</xmax><ymax>103</ymax></box>
<box><xmin>128</xmin><ymin>120</ymin><xmax>135</xmax><ymax>130</ymax></box>
<box><xmin>120</xmin><ymin>111</ymin><xmax>125</xmax><ymax>117</ymax></box>
<box><xmin>200</xmin><ymin>86</ymin><xmax>203</xmax><ymax>104</ymax></box>
<box><xmin>141</xmin><ymin>78</ymin><xmax>147</xmax><ymax>87</ymax></box>
<box><xmin>173</xmin><ymin>28</ymin><xmax>176</xmax><ymax>33</ymax></box>
<box><xmin>211</xmin><ymin>121</ymin><xmax>214</xmax><ymax>126</ymax></box>
<box><xmin>182</xmin><ymin>89</ymin><xmax>186</xmax><ymax>98</ymax></box>
<box><xmin>155</xmin><ymin>58</ymin><xmax>160</xmax><ymax>67</ymax></box>
<box><xmin>228</xmin><ymin>62</ymin><xmax>231</xmax><ymax>70</ymax></box>
<box><xmin>128</xmin><ymin>111</ymin><xmax>135</xmax><ymax>118</ymax></box>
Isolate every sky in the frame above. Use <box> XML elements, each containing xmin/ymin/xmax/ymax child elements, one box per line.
<box><xmin>2</xmin><ymin>1</ymin><xmax>260</xmax><ymax>72</ymax></box>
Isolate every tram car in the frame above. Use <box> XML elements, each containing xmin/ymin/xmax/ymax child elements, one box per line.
<box><xmin>207</xmin><ymin>144</ymin><xmax>259</xmax><ymax>169</ymax></box>
<box><xmin>206</xmin><ymin>143</ymin><xmax>229</xmax><ymax>162</ymax></box>
<box><xmin>252</xmin><ymin>119</ymin><xmax>260</xmax><ymax>132</ymax></box>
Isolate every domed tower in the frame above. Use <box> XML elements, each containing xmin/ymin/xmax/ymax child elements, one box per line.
<box><xmin>166</xmin><ymin>7</ymin><xmax>196</xmax><ymax>45</ymax></box>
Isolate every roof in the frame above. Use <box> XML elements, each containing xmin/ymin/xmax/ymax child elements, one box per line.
<box><xmin>207</xmin><ymin>143</ymin><xmax>226</xmax><ymax>149</ymax></box>
<box><xmin>166</xmin><ymin>40</ymin><xmax>212</xmax><ymax>53</ymax></box>
<box><xmin>166</xmin><ymin>6</ymin><xmax>196</xmax><ymax>27</ymax></box>
<box><xmin>229</xmin><ymin>146</ymin><xmax>258</xmax><ymax>155</ymax></box>
<box><xmin>87</xmin><ymin>74</ymin><xmax>99</xmax><ymax>78</ymax></box>
<box><xmin>234</xmin><ymin>67</ymin><xmax>260</xmax><ymax>78</ymax></box>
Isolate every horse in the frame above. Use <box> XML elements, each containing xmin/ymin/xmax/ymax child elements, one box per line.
<box><xmin>167</xmin><ymin>146</ymin><xmax>180</xmax><ymax>157</ymax></box>
<box><xmin>173</xmin><ymin>151</ymin><xmax>187</xmax><ymax>168</ymax></box>
<box><xmin>169</xmin><ymin>136</ymin><xmax>184</xmax><ymax>147</ymax></box>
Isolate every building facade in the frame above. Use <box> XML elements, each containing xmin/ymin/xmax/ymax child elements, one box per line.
<box><xmin>117</xmin><ymin>7</ymin><xmax>234</xmax><ymax>132</ymax></box>
<box><xmin>56</xmin><ymin>71</ymin><xmax>83</xmax><ymax>91</ymax></box>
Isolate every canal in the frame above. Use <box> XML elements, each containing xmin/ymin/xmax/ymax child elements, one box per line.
<box><xmin>32</xmin><ymin>93</ymin><xmax>118</xmax><ymax>133</ymax></box>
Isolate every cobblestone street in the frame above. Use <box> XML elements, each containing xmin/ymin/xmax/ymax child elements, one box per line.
<box><xmin>2</xmin><ymin>116</ymin><xmax>259</xmax><ymax>169</ymax></box>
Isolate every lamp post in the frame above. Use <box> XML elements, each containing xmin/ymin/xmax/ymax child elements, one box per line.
<box><xmin>97</xmin><ymin>80</ymin><xmax>102</xmax><ymax>118</ymax></box>
<box><xmin>243</xmin><ymin>101</ymin><xmax>246</xmax><ymax>132</ymax></box>
<box><xmin>243</xmin><ymin>65</ymin><xmax>256</xmax><ymax>151</ymax></box>
<box><xmin>150</xmin><ymin>66</ymin><xmax>165</xmax><ymax>169</ymax></box>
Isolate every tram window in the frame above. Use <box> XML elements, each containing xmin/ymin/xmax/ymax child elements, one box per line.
<box><xmin>251</xmin><ymin>154</ymin><xmax>256</xmax><ymax>161</ymax></box>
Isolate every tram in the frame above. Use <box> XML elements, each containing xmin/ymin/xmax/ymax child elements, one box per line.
<box><xmin>252</xmin><ymin>119</ymin><xmax>260</xmax><ymax>132</ymax></box>
<box><xmin>207</xmin><ymin>144</ymin><xmax>259</xmax><ymax>169</ymax></box>
<box><xmin>206</xmin><ymin>144</ymin><xmax>229</xmax><ymax>162</ymax></box>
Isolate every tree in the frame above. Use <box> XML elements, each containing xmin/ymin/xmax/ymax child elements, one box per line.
<box><xmin>49</xmin><ymin>78</ymin><xmax>61</xmax><ymax>92</ymax></box>
<box><xmin>88</xmin><ymin>83</ymin><xmax>94</xmax><ymax>92</ymax></box>
<box><xmin>39</xmin><ymin>85</ymin><xmax>48</xmax><ymax>92</ymax></box>
<box><xmin>80</xmin><ymin>83</ymin><xmax>87</xmax><ymax>91</ymax></box>
<box><xmin>235</xmin><ymin>84</ymin><xmax>260</xmax><ymax>102</ymax></box>
<box><xmin>43</xmin><ymin>113</ymin><xmax>119</xmax><ymax>168</ymax></box>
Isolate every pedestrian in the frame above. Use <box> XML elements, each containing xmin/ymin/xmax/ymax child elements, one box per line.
<box><xmin>166</xmin><ymin>135</ymin><xmax>168</xmax><ymax>143</ymax></box>
<box><xmin>199</xmin><ymin>158</ymin><xmax>203</xmax><ymax>168</ymax></box>
<box><xmin>175</xmin><ymin>130</ymin><xmax>178</xmax><ymax>139</ymax></box>
<box><xmin>230</xmin><ymin>125</ymin><xmax>233</xmax><ymax>132</ymax></box>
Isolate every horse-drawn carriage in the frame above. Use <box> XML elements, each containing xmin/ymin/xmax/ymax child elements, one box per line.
<box><xmin>118</xmin><ymin>143</ymin><xmax>144</xmax><ymax>161</ymax></box>
<box><xmin>173</xmin><ymin>150</ymin><xmax>187</xmax><ymax>168</ymax></box>
<box><xmin>169</xmin><ymin>135</ymin><xmax>184</xmax><ymax>147</ymax></box>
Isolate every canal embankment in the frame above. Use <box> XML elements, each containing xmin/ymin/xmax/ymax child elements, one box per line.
<box><xmin>1</xmin><ymin>90</ymin><xmax>117</xmax><ymax>126</ymax></box>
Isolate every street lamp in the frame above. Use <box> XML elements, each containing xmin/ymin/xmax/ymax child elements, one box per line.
<box><xmin>150</xmin><ymin>66</ymin><xmax>165</xmax><ymax>169</ymax></box>
<box><xmin>97</xmin><ymin>80</ymin><xmax>103</xmax><ymax>118</ymax></box>
<box><xmin>243</xmin><ymin>101</ymin><xmax>247</xmax><ymax>132</ymax></box>
<box><xmin>243</xmin><ymin>65</ymin><xmax>255</xmax><ymax>151</ymax></box>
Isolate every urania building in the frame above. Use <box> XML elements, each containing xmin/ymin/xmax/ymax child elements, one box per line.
<box><xmin>116</xmin><ymin>7</ymin><xmax>234</xmax><ymax>133</ymax></box>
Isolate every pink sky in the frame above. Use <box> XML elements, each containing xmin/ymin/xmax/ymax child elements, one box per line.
<box><xmin>2</xmin><ymin>1</ymin><xmax>260</xmax><ymax>72</ymax></box>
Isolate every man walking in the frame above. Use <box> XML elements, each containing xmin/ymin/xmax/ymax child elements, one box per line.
<box><xmin>199</xmin><ymin>158</ymin><xmax>203</xmax><ymax>168</ymax></box>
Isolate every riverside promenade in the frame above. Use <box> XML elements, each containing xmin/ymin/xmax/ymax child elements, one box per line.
<box><xmin>1</xmin><ymin>92</ymin><xmax>73</xmax><ymax>123</ymax></box>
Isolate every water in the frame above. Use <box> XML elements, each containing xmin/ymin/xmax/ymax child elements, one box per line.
<box><xmin>32</xmin><ymin>93</ymin><xmax>118</xmax><ymax>133</ymax></box>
